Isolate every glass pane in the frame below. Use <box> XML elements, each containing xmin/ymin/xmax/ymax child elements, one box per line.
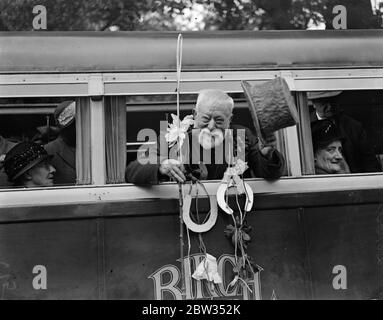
<box><xmin>305</xmin><ymin>90</ymin><xmax>383</xmax><ymax>175</ymax></box>
<box><xmin>0</xmin><ymin>97</ymin><xmax>88</xmax><ymax>188</ymax></box>
<box><xmin>123</xmin><ymin>92</ymin><xmax>290</xmax><ymax>185</ymax></box>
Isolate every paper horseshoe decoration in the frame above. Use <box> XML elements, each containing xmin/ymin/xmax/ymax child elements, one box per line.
<box><xmin>182</xmin><ymin>193</ymin><xmax>218</xmax><ymax>233</ymax></box>
<box><xmin>216</xmin><ymin>182</ymin><xmax>254</xmax><ymax>215</ymax></box>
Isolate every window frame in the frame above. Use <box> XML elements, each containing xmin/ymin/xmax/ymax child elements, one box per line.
<box><xmin>2</xmin><ymin>68</ymin><xmax>383</xmax><ymax>207</ymax></box>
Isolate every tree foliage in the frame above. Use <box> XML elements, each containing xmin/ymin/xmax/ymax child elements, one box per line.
<box><xmin>196</xmin><ymin>0</ymin><xmax>381</xmax><ymax>30</ymax></box>
<box><xmin>0</xmin><ymin>0</ymin><xmax>175</xmax><ymax>31</ymax></box>
<box><xmin>0</xmin><ymin>0</ymin><xmax>381</xmax><ymax>31</ymax></box>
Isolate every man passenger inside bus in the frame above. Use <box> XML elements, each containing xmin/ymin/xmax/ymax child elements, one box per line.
<box><xmin>311</xmin><ymin>120</ymin><xmax>350</xmax><ymax>175</ymax></box>
<box><xmin>125</xmin><ymin>89</ymin><xmax>285</xmax><ymax>184</ymax></box>
<box><xmin>3</xmin><ymin>142</ymin><xmax>56</xmax><ymax>188</ymax></box>
<box><xmin>0</xmin><ymin>134</ymin><xmax>17</xmax><ymax>188</ymax></box>
<box><xmin>308</xmin><ymin>91</ymin><xmax>380</xmax><ymax>173</ymax></box>
<box><xmin>44</xmin><ymin>101</ymin><xmax>76</xmax><ymax>185</ymax></box>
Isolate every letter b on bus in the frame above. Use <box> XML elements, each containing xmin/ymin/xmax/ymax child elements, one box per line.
<box><xmin>332</xmin><ymin>265</ymin><xmax>347</xmax><ymax>290</ymax></box>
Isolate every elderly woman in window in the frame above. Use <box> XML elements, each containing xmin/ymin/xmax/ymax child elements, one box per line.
<box><xmin>3</xmin><ymin>142</ymin><xmax>56</xmax><ymax>188</ymax></box>
<box><xmin>311</xmin><ymin>119</ymin><xmax>350</xmax><ymax>175</ymax></box>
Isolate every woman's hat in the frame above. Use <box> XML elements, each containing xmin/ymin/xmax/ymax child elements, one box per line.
<box><xmin>54</xmin><ymin>100</ymin><xmax>76</xmax><ymax>129</ymax></box>
<box><xmin>241</xmin><ymin>77</ymin><xmax>299</xmax><ymax>144</ymax></box>
<box><xmin>3</xmin><ymin>142</ymin><xmax>52</xmax><ymax>181</ymax></box>
<box><xmin>311</xmin><ymin>120</ymin><xmax>345</xmax><ymax>151</ymax></box>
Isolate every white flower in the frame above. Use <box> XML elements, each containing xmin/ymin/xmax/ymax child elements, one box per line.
<box><xmin>234</xmin><ymin>159</ymin><xmax>248</xmax><ymax>175</ymax></box>
<box><xmin>192</xmin><ymin>254</ymin><xmax>222</xmax><ymax>284</ymax></box>
<box><xmin>223</xmin><ymin>158</ymin><xmax>248</xmax><ymax>178</ymax></box>
<box><xmin>165</xmin><ymin>114</ymin><xmax>194</xmax><ymax>148</ymax></box>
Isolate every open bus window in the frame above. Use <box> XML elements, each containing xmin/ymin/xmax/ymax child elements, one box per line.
<box><xmin>0</xmin><ymin>97</ymin><xmax>90</xmax><ymax>189</ymax></box>
<box><xmin>121</xmin><ymin>92</ymin><xmax>290</xmax><ymax>186</ymax></box>
<box><xmin>298</xmin><ymin>90</ymin><xmax>383</xmax><ymax>175</ymax></box>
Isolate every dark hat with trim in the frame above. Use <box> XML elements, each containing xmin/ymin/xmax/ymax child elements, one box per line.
<box><xmin>307</xmin><ymin>91</ymin><xmax>342</xmax><ymax>101</ymax></box>
<box><xmin>241</xmin><ymin>77</ymin><xmax>299</xmax><ymax>144</ymax></box>
<box><xmin>311</xmin><ymin>119</ymin><xmax>345</xmax><ymax>151</ymax></box>
<box><xmin>3</xmin><ymin>142</ymin><xmax>53</xmax><ymax>181</ymax></box>
<box><xmin>54</xmin><ymin>100</ymin><xmax>76</xmax><ymax>129</ymax></box>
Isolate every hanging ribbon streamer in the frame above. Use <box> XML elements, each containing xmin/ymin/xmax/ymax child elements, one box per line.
<box><xmin>216</xmin><ymin>136</ymin><xmax>259</xmax><ymax>296</ymax></box>
<box><xmin>175</xmin><ymin>33</ymin><xmax>187</xmax><ymax>300</ymax></box>
<box><xmin>176</xmin><ymin>34</ymin><xmax>183</xmax><ymax>162</ymax></box>
<box><xmin>183</xmin><ymin>179</ymin><xmax>222</xmax><ymax>296</ymax></box>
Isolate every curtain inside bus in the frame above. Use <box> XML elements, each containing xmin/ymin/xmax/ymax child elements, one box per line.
<box><xmin>76</xmin><ymin>97</ymin><xmax>92</xmax><ymax>185</ymax></box>
<box><xmin>105</xmin><ymin>96</ymin><xmax>126</xmax><ymax>184</ymax></box>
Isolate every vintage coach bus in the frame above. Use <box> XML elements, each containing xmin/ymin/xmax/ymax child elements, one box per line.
<box><xmin>1</xmin><ymin>30</ymin><xmax>383</xmax><ymax>300</ymax></box>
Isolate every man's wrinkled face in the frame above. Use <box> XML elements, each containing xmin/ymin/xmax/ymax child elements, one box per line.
<box><xmin>313</xmin><ymin>100</ymin><xmax>334</xmax><ymax>119</ymax></box>
<box><xmin>25</xmin><ymin>160</ymin><xmax>56</xmax><ymax>187</ymax></box>
<box><xmin>194</xmin><ymin>103</ymin><xmax>232</xmax><ymax>150</ymax></box>
<box><xmin>315</xmin><ymin>140</ymin><xmax>344</xmax><ymax>174</ymax></box>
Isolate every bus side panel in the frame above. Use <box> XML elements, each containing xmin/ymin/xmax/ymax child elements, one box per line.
<box><xmin>305</xmin><ymin>203</ymin><xmax>383</xmax><ymax>300</ymax></box>
<box><xmin>1</xmin><ymin>194</ymin><xmax>382</xmax><ymax>300</ymax></box>
<box><xmin>0</xmin><ymin>219</ymin><xmax>99</xmax><ymax>300</ymax></box>
<box><xmin>103</xmin><ymin>214</ymin><xmax>181</xmax><ymax>300</ymax></box>
<box><xmin>103</xmin><ymin>208</ymin><xmax>309</xmax><ymax>300</ymax></box>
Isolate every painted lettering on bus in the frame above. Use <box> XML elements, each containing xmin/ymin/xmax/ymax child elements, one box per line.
<box><xmin>148</xmin><ymin>253</ymin><xmax>262</xmax><ymax>300</ymax></box>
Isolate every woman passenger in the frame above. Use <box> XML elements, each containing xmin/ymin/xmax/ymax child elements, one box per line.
<box><xmin>3</xmin><ymin>142</ymin><xmax>56</xmax><ymax>188</ymax></box>
<box><xmin>311</xmin><ymin>120</ymin><xmax>350</xmax><ymax>174</ymax></box>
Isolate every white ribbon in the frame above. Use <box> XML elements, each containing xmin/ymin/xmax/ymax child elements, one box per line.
<box><xmin>192</xmin><ymin>254</ymin><xmax>222</xmax><ymax>284</ymax></box>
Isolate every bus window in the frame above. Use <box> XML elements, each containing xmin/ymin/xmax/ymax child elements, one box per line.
<box><xmin>0</xmin><ymin>97</ymin><xmax>91</xmax><ymax>188</ymax></box>
<box><xmin>120</xmin><ymin>92</ymin><xmax>290</xmax><ymax>186</ymax></box>
<box><xmin>298</xmin><ymin>90</ymin><xmax>383</xmax><ymax>175</ymax></box>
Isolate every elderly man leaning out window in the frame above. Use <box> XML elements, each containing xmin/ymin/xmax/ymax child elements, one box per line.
<box><xmin>125</xmin><ymin>89</ymin><xmax>286</xmax><ymax>184</ymax></box>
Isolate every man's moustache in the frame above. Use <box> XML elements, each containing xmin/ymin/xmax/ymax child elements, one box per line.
<box><xmin>198</xmin><ymin>128</ymin><xmax>224</xmax><ymax>150</ymax></box>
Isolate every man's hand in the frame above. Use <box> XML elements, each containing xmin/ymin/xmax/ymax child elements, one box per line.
<box><xmin>260</xmin><ymin>145</ymin><xmax>275</xmax><ymax>158</ymax></box>
<box><xmin>159</xmin><ymin>159</ymin><xmax>186</xmax><ymax>183</ymax></box>
<box><xmin>260</xmin><ymin>133</ymin><xmax>277</xmax><ymax>159</ymax></box>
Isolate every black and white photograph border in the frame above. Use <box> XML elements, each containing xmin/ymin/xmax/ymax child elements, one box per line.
<box><xmin>0</xmin><ymin>0</ymin><xmax>383</xmax><ymax>302</ymax></box>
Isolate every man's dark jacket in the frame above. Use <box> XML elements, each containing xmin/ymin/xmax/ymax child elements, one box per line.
<box><xmin>125</xmin><ymin>124</ymin><xmax>286</xmax><ymax>184</ymax></box>
<box><xmin>0</xmin><ymin>135</ymin><xmax>16</xmax><ymax>188</ymax></box>
<box><xmin>44</xmin><ymin>136</ymin><xmax>76</xmax><ymax>185</ymax></box>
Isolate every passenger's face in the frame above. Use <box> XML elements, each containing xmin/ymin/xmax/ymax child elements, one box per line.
<box><xmin>194</xmin><ymin>103</ymin><xmax>232</xmax><ymax>131</ymax></box>
<box><xmin>313</xmin><ymin>100</ymin><xmax>334</xmax><ymax>119</ymax></box>
<box><xmin>26</xmin><ymin>160</ymin><xmax>56</xmax><ymax>187</ymax></box>
<box><xmin>315</xmin><ymin>141</ymin><xmax>344</xmax><ymax>174</ymax></box>
<box><xmin>194</xmin><ymin>103</ymin><xmax>232</xmax><ymax>149</ymax></box>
